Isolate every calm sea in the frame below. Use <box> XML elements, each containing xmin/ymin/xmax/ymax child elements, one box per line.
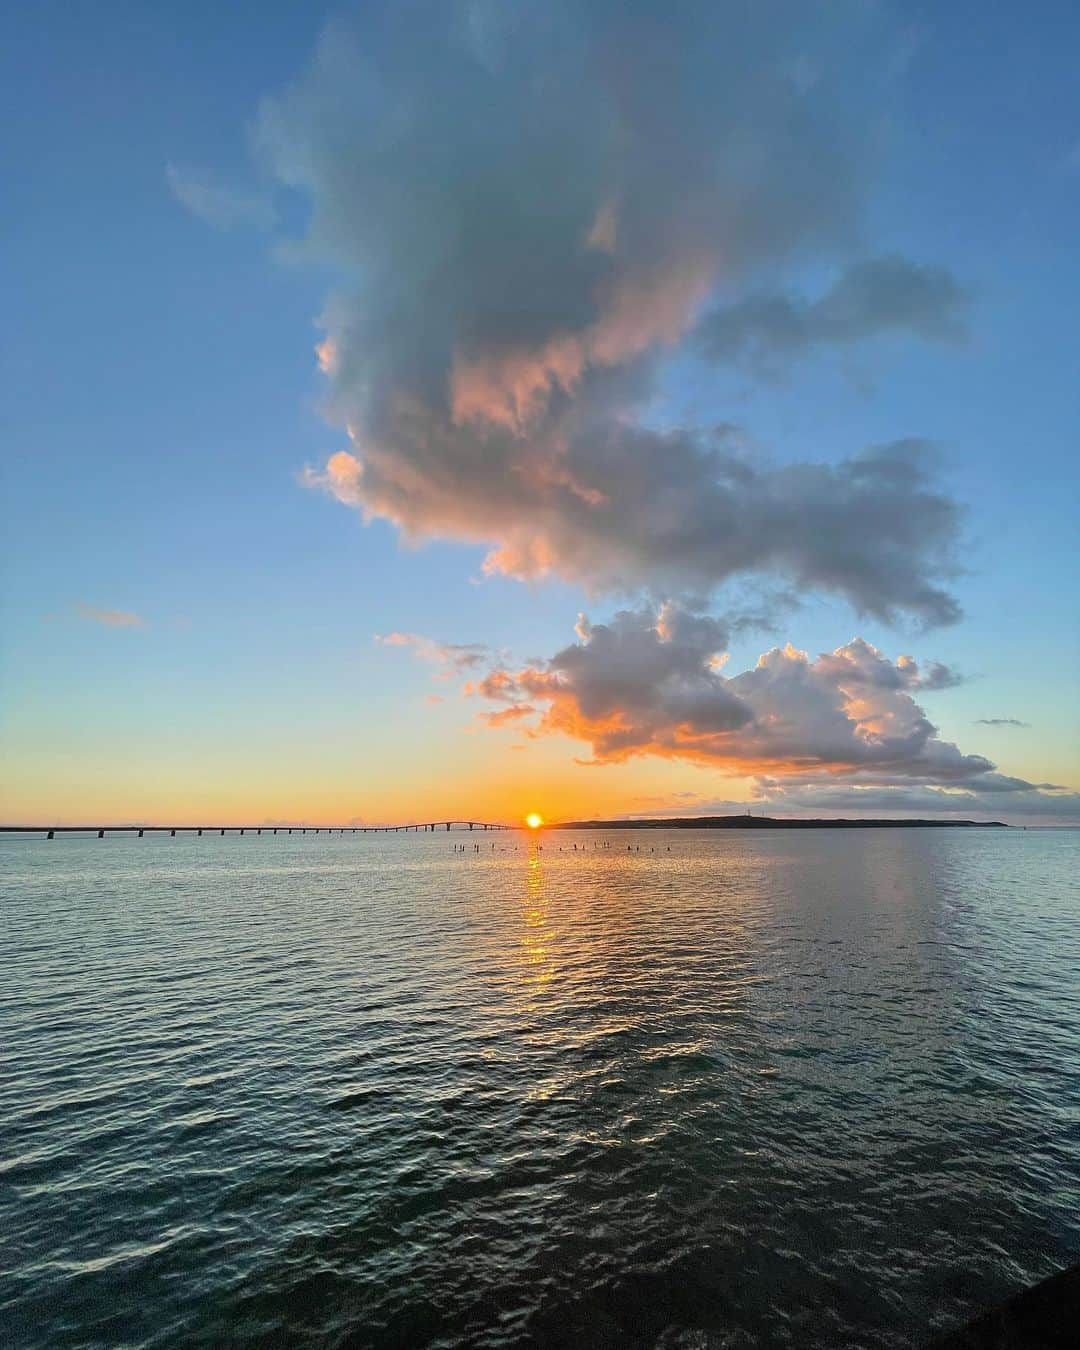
<box><xmin>2</xmin><ymin>828</ymin><xmax>1078</xmax><ymax>1348</ymax></box>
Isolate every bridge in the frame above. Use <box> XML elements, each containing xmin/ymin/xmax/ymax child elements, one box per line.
<box><xmin>0</xmin><ymin>821</ymin><xmax>515</xmax><ymax>839</ymax></box>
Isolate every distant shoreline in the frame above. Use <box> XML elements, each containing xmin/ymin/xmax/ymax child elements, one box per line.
<box><xmin>552</xmin><ymin>815</ymin><xmax>1008</xmax><ymax>830</ymax></box>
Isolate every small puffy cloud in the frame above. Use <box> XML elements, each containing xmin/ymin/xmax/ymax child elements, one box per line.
<box><xmin>74</xmin><ymin>602</ymin><xmax>144</xmax><ymax>629</ymax></box>
<box><xmin>301</xmin><ymin>449</ymin><xmax>363</xmax><ymax>506</ymax></box>
<box><xmin>166</xmin><ymin>163</ymin><xmax>274</xmax><ymax>230</ymax></box>
<box><xmin>904</xmin><ymin>658</ymin><xmax>965</xmax><ymax>691</ymax></box>
<box><xmin>974</xmin><ymin>717</ymin><xmax>1030</xmax><ymax>728</ymax></box>
<box><xmin>467</xmin><ymin>604</ymin><xmax>1073</xmax><ymax>819</ymax></box>
<box><xmin>696</xmin><ymin>255</ymin><xmax>969</xmax><ymax>374</ymax></box>
<box><xmin>375</xmin><ymin>631</ymin><xmax>488</xmax><ymax>671</ymax></box>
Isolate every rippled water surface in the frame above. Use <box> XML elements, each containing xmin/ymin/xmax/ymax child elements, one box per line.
<box><xmin>2</xmin><ymin>828</ymin><xmax>1079</xmax><ymax>1348</ymax></box>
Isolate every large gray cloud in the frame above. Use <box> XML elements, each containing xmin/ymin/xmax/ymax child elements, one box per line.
<box><xmin>262</xmin><ymin>0</ymin><xmax>969</xmax><ymax>626</ymax></box>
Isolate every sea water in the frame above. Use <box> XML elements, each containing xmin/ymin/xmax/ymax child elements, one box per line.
<box><xmin>2</xmin><ymin>828</ymin><xmax>1078</xmax><ymax>1347</ymax></box>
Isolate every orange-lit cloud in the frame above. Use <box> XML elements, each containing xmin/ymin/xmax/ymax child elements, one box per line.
<box><xmin>463</xmin><ymin>605</ymin><xmax>1076</xmax><ymax>817</ymax></box>
<box><xmin>477</xmin><ymin>704</ymin><xmax>536</xmax><ymax>729</ymax></box>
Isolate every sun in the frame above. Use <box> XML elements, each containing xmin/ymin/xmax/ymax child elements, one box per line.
<box><xmin>525</xmin><ymin>813</ymin><xmax>544</xmax><ymax>830</ymax></box>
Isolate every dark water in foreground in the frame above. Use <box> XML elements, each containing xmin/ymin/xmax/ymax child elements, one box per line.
<box><xmin>2</xmin><ymin>828</ymin><xmax>1078</xmax><ymax>1349</ymax></box>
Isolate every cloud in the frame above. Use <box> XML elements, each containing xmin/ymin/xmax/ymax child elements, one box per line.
<box><xmin>655</xmin><ymin>782</ymin><xmax>1079</xmax><ymax>823</ymax></box>
<box><xmin>747</xmin><ymin>781</ymin><xmax>1079</xmax><ymax>823</ymax></box>
<box><xmin>264</xmin><ymin>0</ymin><xmax>967</xmax><ymax>627</ymax></box>
<box><xmin>696</xmin><ymin>255</ymin><xmax>969</xmax><ymax>374</ymax></box>
<box><xmin>311</xmin><ymin>426</ymin><xmax>962</xmax><ymax>627</ymax></box>
<box><xmin>74</xmin><ymin>602</ymin><xmax>144</xmax><ymax>629</ymax></box>
<box><xmin>375</xmin><ymin>631</ymin><xmax>488</xmax><ymax>671</ymax></box>
<box><xmin>465</xmin><ymin>604</ymin><xmax>1073</xmax><ymax>818</ymax></box>
<box><xmin>907</xmin><ymin>659</ymin><xmax>965</xmax><ymax>691</ymax></box>
<box><xmin>478</xmin><ymin>704</ymin><xmax>536</xmax><ymax>729</ymax></box>
<box><xmin>974</xmin><ymin>717</ymin><xmax>1030</xmax><ymax>728</ymax></box>
<box><xmin>166</xmin><ymin>163</ymin><xmax>274</xmax><ymax>230</ymax></box>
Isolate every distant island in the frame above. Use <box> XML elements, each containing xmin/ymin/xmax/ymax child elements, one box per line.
<box><xmin>553</xmin><ymin>815</ymin><xmax>1008</xmax><ymax>830</ymax></box>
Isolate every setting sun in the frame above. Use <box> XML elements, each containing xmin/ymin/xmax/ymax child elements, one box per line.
<box><xmin>525</xmin><ymin>813</ymin><xmax>544</xmax><ymax>829</ymax></box>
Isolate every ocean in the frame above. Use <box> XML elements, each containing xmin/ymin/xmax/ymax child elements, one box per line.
<box><xmin>2</xmin><ymin>827</ymin><xmax>1078</xmax><ymax>1348</ymax></box>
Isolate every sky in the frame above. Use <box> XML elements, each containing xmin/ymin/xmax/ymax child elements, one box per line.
<box><xmin>2</xmin><ymin>0</ymin><xmax>1078</xmax><ymax>827</ymax></box>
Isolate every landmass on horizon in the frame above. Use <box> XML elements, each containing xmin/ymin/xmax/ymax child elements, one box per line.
<box><xmin>553</xmin><ymin>815</ymin><xmax>1008</xmax><ymax>830</ymax></box>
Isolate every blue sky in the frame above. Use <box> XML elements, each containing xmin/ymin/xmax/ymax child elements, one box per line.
<box><xmin>2</xmin><ymin>1</ymin><xmax>1077</xmax><ymax>824</ymax></box>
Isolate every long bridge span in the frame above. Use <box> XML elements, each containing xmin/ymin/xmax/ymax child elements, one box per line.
<box><xmin>1</xmin><ymin>821</ymin><xmax>516</xmax><ymax>840</ymax></box>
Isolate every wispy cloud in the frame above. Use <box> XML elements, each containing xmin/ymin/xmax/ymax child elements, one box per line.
<box><xmin>166</xmin><ymin>162</ymin><xmax>274</xmax><ymax>230</ymax></box>
<box><xmin>477</xmin><ymin>704</ymin><xmax>535</xmax><ymax>729</ymax></box>
<box><xmin>74</xmin><ymin>602</ymin><xmax>144</xmax><ymax>630</ymax></box>
<box><xmin>974</xmin><ymin>717</ymin><xmax>1030</xmax><ymax>728</ymax></box>
<box><xmin>375</xmin><ymin>631</ymin><xmax>488</xmax><ymax>672</ymax></box>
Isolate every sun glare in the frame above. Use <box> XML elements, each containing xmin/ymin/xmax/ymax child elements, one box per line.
<box><xmin>525</xmin><ymin>813</ymin><xmax>544</xmax><ymax>829</ymax></box>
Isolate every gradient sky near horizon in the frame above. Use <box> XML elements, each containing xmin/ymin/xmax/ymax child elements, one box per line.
<box><xmin>2</xmin><ymin>0</ymin><xmax>1078</xmax><ymax>826</ymax></box>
